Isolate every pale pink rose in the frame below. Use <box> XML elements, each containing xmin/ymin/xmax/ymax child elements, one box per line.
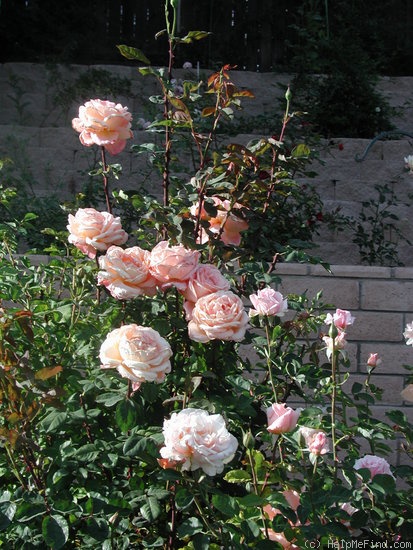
<box><xmin>99</xmin><ymin>324</ymin><xmax>172</xmax><ymax>384</ymax></box>
<box><xmin>354</xmin><ymin>454</ymin><xmax>394</xmax><ymax>479</ymax></box>
<box><xmin>322</xmin><ymin>331</ymin><xmax>347</xmax><ymax>360</ymax></box>
<box><xmin>159</xmin><ymin>408</ymin><xmax>238</xmax><ymax>476</ymax></box>
<box><xmin>266</xmin><ymin>403</ymin><xmax>300</xmax><ymax>434</ymax></box>
<box><xmin>263</xmin><ymin>490</ymin><xmax>300</xmax><ymax>521</ymax></box>
<box><xmin>72</xmin><ymin>99</ymin><xmax>133</xmax><ymax>155</ymax></box>
<box><xmin>340</xmin><ymin>502</ymin><xmax>358</xmax><ymax>517</ymax></box>
<box><xmin>191</xmin><ymin>197</ymin><xmax>248</xmax><ymax>246</ymax></box>
<box><xmin>401</xmin><ymin>384</ymin><xmax>413</xmax><ymax>402</ymax></box>
<box><xmin>404</xmin><ymin>155</ymin><xmax>413</xmax><ymax>173</ymax></box>
<box><xmin>97</xmin><ymin>246</ymin><xmax>158</xmax><ymax>299</ymax></box>
<box><xmin>299</xmin><ymin>427</ymin><xmax>329</xmax><ymax>455</ymax></box>
<box><xmin>325</xmin><ymin>308</ymin><xmax>355</xmax><ymax>331</ymax></box>
<box><xmin>404</xmin><ymin>322</ymin><xmax>413</xmax><ymax>346</ymax></box>
<box><xmin>67</xmin><ymin>208</ymin><xmax>128</xmax><ymax>259</ymax></box>
<box><xmin>367</xmin><ymin>352</ymin><xmax>382</xmax><ymax>368</ymax></box>
<box><xmin>265</xmin><ymin>530</ymin><xmax>299</xmax><ymax>549</ymax></box>
<box><xmin>182</xmin><ymin>264</ymin><xmax>230</xmax><ymax>318</ymax></box>
<box><xmin>149</xmin><ymin>241</ymin><xmax>200</xmax><ymax>291</ymax></box>
<box><xmin>188</xmin><ymin>290</ymin><xmax>249</xmax><ymax>343</ymax></box>
<box><xmin>249</xmin><ymin>287</ymin><xmax>288</xmax><ymax>317</ymax></box>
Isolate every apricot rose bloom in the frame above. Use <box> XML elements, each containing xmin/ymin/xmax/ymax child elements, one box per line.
<box><xmin>99</xmin><ymin>324</ymin><xmax>172</xmax><ymax>385</ymax></box>
<box><xmin>266</xmin><ymin>403</ymin><xmax>300</xmax><ymax>434</ymax></box>
<box><xmin>249</xmin><ymin>287</ymin><xmax>288</xmax><ymax>317</ymax></box>
<box><xmin>67</xmin><ymin>208</ymin><xmax>128</xmax><ymax>259</ymax></box>
<box><xmin>72</xmin><ymin>99</ymin><xmax>133</xmax><ymax>155</ymax></box>
<box><xmin>182</xmin><ymin>264</ymin><xmax>230</xmax><ymax>319</ymax></box>
<box><xmin>149</xmin><ymin>241</ymin><xmax>200</xmax><ymax>291</ymax></box>
<box><xmin>159</xmin><ymin>408</ymin><xmax>238</xmax><ymax>476</ymax></box>
<box><xmin>97</xmin><ymin>246</ymin><xmax>158</xmax><ymax>299</ymax></box>
<box><xmin>188</xmin><ymin>290</ymin><xmax>249</xmax><ymax>343</ymax></box>
<box><xmin>354</xmin><ymin>454</ymin><xmax>394</xmax><ymax>479</ymax></box>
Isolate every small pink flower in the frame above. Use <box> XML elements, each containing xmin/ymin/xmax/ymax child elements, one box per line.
<box><xmin>266</xmin><ymin>403</ymin><xmax>300</xmax><ymax>434</ymax></box>
<box><xmin>354</xmin><ymin>454</ymin><xmax>394</xmax><ymax>480</ymax></box>
<box><xmin>401</xmin><ymin>384</ymin><xmax>413</xmax><ymax>402</ymax></box>
<box><xmin>367</xmin><ymin>353</ymin><xmax>381</xmax><ymax>368</ymax></box>
<box><xmin>149</xmin><ymin>241</ymin><xmax>200</xmax><ymax>291</ymax></box>
<box><xmin>249</xmin><ymin>287</ymin><xmax>288</xmax><ymax>317</ymax></box>
<box><xmin>299</xmin><ymin>427</ymin><xmax>329</xmax><ymax>455</ymax></box>
<box><xmin>67</xmin><ymin>208</ymin><xmax>128</xmax><ymax>259</ymax></box>
<box><xmin>72</xmin><ymin>99</ymin><xmax>133</xmax><ymax>155</ymax></box>
<box><xmin>404</xmin><ymin>322</ymin><xmax>413</xmax><ymax>346</ymax></box>
<box><xmin>322</xmin><ymin>331</ymin><xmax>347</xmax><ymax>359</ymax></box>
<box><xmin>325</xmin><ymin>308</ymin><xmax>355</xmax><ymax>331</ymax></box>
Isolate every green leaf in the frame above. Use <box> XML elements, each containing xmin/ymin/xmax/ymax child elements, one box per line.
<box><xmin>224</xmin><ymin>469</ymin><xmax>252</xmax><ymax>484</ymax></box>
<box><xmin>369</xmin><ymin>473</ymin><xmax>396</xmax><ymax>496</ymax></box>
<box><xmin>179</xmin><ymin>30</ymin><xmax>211</xmax><ymax>43</ymax></box>
<box><xmin>140</xmin><ymin>497</ymin><xmax>161</xmax><ymax>522</ymax></box>
<box><xmin>95</xmin><ymin>392</ymin><xmax>125</xmax><ymax>407</ymax></box>
<box><xmin>177</xmin><ymin>517</ymin><xmax>204</xmax><ymax>538</ymax></box>
<box><xmin>42</xmin><ymin>515</ymin><xmax>69</xmax><ymax>549</ymax></box>
<box><xmin>211</xmin><ymin>494</ymin><xmax>239</xmax><ymax>516</ymax></box>
<box><xmin>74</xmin><ymin>443</ymin><xmax>100</xmax><ymax>462</ymax></box>
<box><xmin>115</xmin><ymin>399</ymin><xmax>138</xmax><ymax>432</ymax></box>
<box><xmin>123</xmin><ymin>435</ymin><xmax>159</xmax><ymax>464</ymax></box>
<box><xmin>238</xmin><ymin>494</ymin><xmax>266</xmax><ymax>508</ymax></box>
<box><xmin>39</xmin><ymin>411</ymin><xmax>68</xmax><ymax>433</ymax></box>
<box><xmin>0</xmin><ymin>500</ymin><xmax>16</xmax><ymax>531</ymax></box>
<box><xmin>85</xmin><ymin>517</ymin><xmax>110</xmax><ymax>541</ymax></box>
<box><xmin>291</xmin><ymin>143</ymin><xmax>311</xmax><ymax>158</ymax></box>
<box><xmin>175</xmin><ymin>487</ymin><xmax>194</xmax><ymax>510</ymax></box>
<box><xmin>15</xmin><ymin>502</ymin><xmax>47</xmax><ymax>522</ymax></box>
<box><xmin>116</xmin><ymin>44</ymin><xmax>150</xmax><ymax>64</ymax></box>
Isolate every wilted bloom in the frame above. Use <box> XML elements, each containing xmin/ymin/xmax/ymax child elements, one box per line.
<box><xmin>354</xmin><ymin>454</ymin><xmax>394</xmax><ymax>479</ymax></box>
<box><xmin>266</xmin><ymin>403</ymin><xmax>300</xmax><ymax>434</ymax></box>
<box><xmin>401</xmin><ymin>384</ymin><xmax>413</xmax><ymax>402</ymax></box>
<box><xmin>149</xmin><ymin>241</ymin><xmax>199</xmax><ymax>291</ymax></box>
<box><xmin>72</xmin><ymin>99</ymin><xmax>133</xmax><ymax>155</ymax></box>
<box><xmin>322</xmin><ymin>331</ymin><xmax>347</xmax><ymax>359</ymax></box>
<box><xmin>249</xmin><ymin>287</ymin><xmax>288</xmax><ymax>318</ymax></box>
<box><xmin>367</xmin><ymin>353</ymin><xmax>381</xmax><ymax>368</ymax></box>
<box><xmin>404</xmin><ymin>322</ymin><xmax>413</xmax><ymax>346</ymax></box>
<box><xmin>299</xmin><ymin>427</ymin><xmax>329</xmax><ymax>455</ymax></box>
<box><xmin>67</xmin><ymin>208</ymin><xmax>128</xmax><ymax>259</ymax></box>
<box><xmin>99</xmin><ymin>324</ymin><xmax>172</xmax><ymax>385</ymax></box>
<box><xmin>404</xmin><ymin>155</ymin><xmax>413</xmax><ymax>173</ymax></box>
<box><xmin>97</xmin><ymin>246</ymin><xmax>158</xmax><ymax>299</ymax></box>
<box><xmin>159</xmin><ymin>408</ymin><xmax>238</xmax><ymax>476</ymax></box>
<box><xmin>325</xmin><ymin>308</ymin><xmax>355</xmax><ymax>331</ymax></box>
<box><xmin>188</xmin><ymin>290</ymin><xmax>249</xmax><ymax>343</ymax></box>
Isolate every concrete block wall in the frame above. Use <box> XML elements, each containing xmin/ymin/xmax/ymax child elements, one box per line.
<box><xmin>274</xmin><ymin>262</ymin><xmax>413</xmax><ymax>466</ymax></box>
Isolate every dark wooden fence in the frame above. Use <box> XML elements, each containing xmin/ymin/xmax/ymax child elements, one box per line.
<box><xmin>1</xmin><ymin>0</ymin><xmax>413</xmax><ymax>74</ymax></box>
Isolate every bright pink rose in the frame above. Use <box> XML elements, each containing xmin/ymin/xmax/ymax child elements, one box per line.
<box><xmin>249</xmin><ymin>287</ymin><xmax>288</xmax><ymax>317</ymax></box>
<box><xmin>159</xmin><ymin>408</ymin><xmax>238</xmax><ymax>476</ymax></box>
<box><xmin>72</xmin><ymin>99</ymin><xmax>133</xmax><ymax>155</ymax></box>
<box><xmin>325</xmin><ymin>308</ymin><xmax>355</xmax><ymax>331</ymax></box>
<box><xmin>354</xmin><ymin>454</ymin><xmax>394</xmax><ymax>479</ymax></box>
<box><xmin>188</xmin><ymin>290</ymin><xmax>249</xmax><ymax>343</ymax></box>
<box><xmin>67</xmin><ymin>208</ymin><xmax>128</xmax><ymax>259</ymax></box>
<box><xmin>322</xmin><ymin>331</ymin><xmax>347</xmax><ymax>359</ymax></box>
<box><xmin>404</xmin><ymin>322</ymin><xmax>413</xmax><ymax>346</ymax></box>
<box><xmin>191</xmin><ymin>196</ymin><xmax>248</xmax><ymax>246</ymax></box>
<box><xmin>99</xmin><ymin>324</ymin><xmax>172</xmax><ymax>385</ymax></box>
<box><xmin>149</xmin><ymin>241</ymin><xmax>200</xmax><ymax>291</ymax></box>
<box><xmin>266</xmin><ymin>403</ymin><xmax>300</xmax><ymax>434</ymax></box>
<box><xmin>97</xmin><ymin>246</ymin><xmax>158</xmax><ymax>299</ymax></box>
<box><xmin>299</xmin><ymin>427</ymin><xmax>329</xmax><ymax>455</ymax></box>
<box><xmin>182</xmin><ymin>264</ymin><xmax>230</xmax><ymax>319</ymax></box>
<box><xmin>367</xmin><ymin>352</ymin><xmax>381</xmax><ymax>368</ymax></box>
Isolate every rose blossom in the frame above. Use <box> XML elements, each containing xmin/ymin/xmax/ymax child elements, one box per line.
<box><xmin>299</xmin><ymin>427</ymin><xmax>329</xmax><ymax>455</ymax></box>
<box><xmin>149</xmin><ymin>241</ymin><xmax>199</xmax><ymax>291</ymax></box>
<box><xmin>403</xmin><ymin>322</ymin><xmax>413</xmax><ymax>346</ymax></box>
<box><xmin>99</xmin><ymin>324</ymin><xmax>172</xmax><ymax>385</ymax></box>
<box><xmin>159</xmin><ymin>408</ymin><xmax>238</xmax><ymax>476</ymax></box>
<box><xmin>404</xmin><ymin>155</ymin><xmax>413</xmax><ymax>173</ymax></box>
<box><xmin>97</xmin><ymin>246</ymin><xmax>158</xmax><ymax>299</ymax></box>
<box><xmin>354</xmin><ymin>454</ymin><xmax>394</xmax><ymax>479</ymax></box>
<box><xmin>266</xmin><ymin>403</ymin><xmax>300</xmax><ymax>434</ymax></box>
<box><xmin>325</xmin><ymin>308</ymin><xmax>355</xmax><ymax>331</ymax></box>
<box><xmin>249</xmin><ymin>287</ymin><xmax>288</xmax><ymax>317</ymax></box>
<box><xmin>67</xmin><ymin>208</ymin><xmax>128</xmax><ymax>259</ymax></box>
<box><xmin>182</xmin><ymin>264</ymin><xmax>230</xmax><ymax>319</ymax></box>
<box><xmin>191</xmin><ymin>196</ymin><xmax>248</xmax><ymax>246</ymax></box>
<box><xmin>401</xmin><ymin>384</ymin><xmax>413</xmax><ymax>402</ymax></box>
<box><xmin>367</xmin><ymin>352</ymin><xmax>382</xmax><ymax>368</ymax></box>
<box><xmin>322</xmin><ymin>331</ymin><xmax>347</xmax><ymax>359</ymax></box>
<box><xmin>187</xmin><ymin>290</ymin><xmax>249</xmax><ymax>343</ymax></box>
<box><xmin>72</xmin><ymin>99</ymin><xmax>133</xmax><ymax>155</ymax></box>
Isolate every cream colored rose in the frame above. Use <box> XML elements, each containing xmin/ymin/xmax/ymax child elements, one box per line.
<box><xmin>149</xmin><ymin>241</ymin><xmax>200</xmax><ymax>291</ymax></box>
<box><xmin>72</xmin><ymin>99</ymin><xmax>133</xmax><ymax>155</ymax></box>
<box><xmin>159</xmin><ymin>408</ymin><xmax>238</xmax><ymax>476</ymax></box>
<box><xmin>99</xmin><ymin>324</ymin><xmax>172</xmax><ymax>384</ymax></box>
<box><xmin>188</xmin><ymin>290</ymin><xmax>249</xmax><ymax>343</ymax></box>
<box><xmin>98</xmin><ymin>246</ymin><xmax>158</xmax><ymax>300</ymax></box>
<box><xmin>67</xmin><ymin>208</ymin><xmax>128</xmax><ymax>259</ymax></box>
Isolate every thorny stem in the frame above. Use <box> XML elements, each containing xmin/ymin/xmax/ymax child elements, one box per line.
<box><xmin>264</xmin><ymin>320</ymin><xmax>278</xmax><ymax>401</ymax></box>
<box><xmin>330</xmin><ymin>330</ymin><xmax>339</xmax><ymax>477</ymax></box>
<box><xmin>100</xmin><ymin>146</ymin><xmax>112</xmax><ymax>214</ymax></box>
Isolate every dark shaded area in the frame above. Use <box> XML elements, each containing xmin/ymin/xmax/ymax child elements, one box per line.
<box><xmin>1</xmin><ymin>0</ymin><xmax>412</xmax><ymax>74</ymax></box>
